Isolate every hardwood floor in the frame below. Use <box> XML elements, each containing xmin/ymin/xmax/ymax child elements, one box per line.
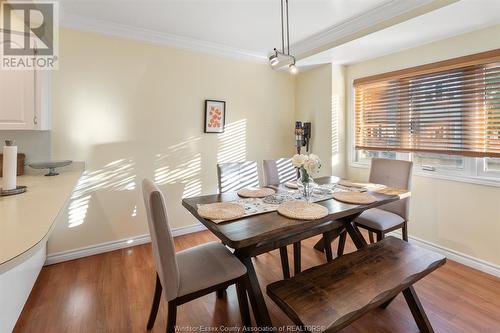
<box><xmin>15</xmin><ymin>231</ymin><xmax>500</xmax><ymax>333</ymax></box>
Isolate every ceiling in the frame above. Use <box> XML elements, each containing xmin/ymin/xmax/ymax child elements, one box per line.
<box><xmin>57</xmin><ymin>0</ymin><xmax>500</xmax><ymax>67</ymax></box>
<box><xmin>59</xmin><ymin>0</ymin><xmax>394</xmax><ymax>56</ymax></box>
<box><xmin>299</xmin><ymin>0</ymin><xmax>500</xmax><ymax>67</ymax></box>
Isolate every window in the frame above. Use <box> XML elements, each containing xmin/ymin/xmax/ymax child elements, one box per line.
<box><xmin>352</xmin><ymin>49</ymin><xmax>500</xmax><ymax>184</ymax></box>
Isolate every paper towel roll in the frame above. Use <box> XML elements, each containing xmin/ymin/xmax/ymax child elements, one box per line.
<box><xmin>2</xmin><ymin>140</ymin><xmax>17</xmax><ymax>191</ymax></box>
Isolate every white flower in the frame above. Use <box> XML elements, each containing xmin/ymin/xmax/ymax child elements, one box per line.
<box><xmin>302</xmin><ymin>154</ymin><xmax>321</xmax><ymax>175</ymax></box>
<box><xmin>291</xmin><ymin>154</ymin><xmax>307</xmax><ymax>168</ymax></box>
<box><xmin>308</xmin><ymin>154</ymin><xmax>321</xmax><ymax>164</ymax></box>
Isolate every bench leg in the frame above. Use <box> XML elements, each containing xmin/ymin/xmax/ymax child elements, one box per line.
<box><xmin>403</xmin><ymin>286</ymin><xmax>434</xmax><ymax>333</ymax></box>
<box><xmin>380</xmin><ymin>295</ymin><xmax>397</xmax><ymax>309</ymax></box>
<box><xmin>279</xmin><ymin>247</ymin><xmax>291</xmax><ymax>279</ymax></box>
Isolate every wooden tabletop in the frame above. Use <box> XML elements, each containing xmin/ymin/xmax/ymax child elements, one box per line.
<box><xmin>182</xmin><ymin>177</ymin><xmax>405</xmax><ymax>249</ymax></box>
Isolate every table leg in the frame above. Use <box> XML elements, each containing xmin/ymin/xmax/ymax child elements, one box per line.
<box><xmin>234</xmin><ymin>253</ymin><xmax>273</xmax><ymax>328</ymax></box>
<box><xmin>344</xmin><ymin>221</ymin><xmax>367</xmax><ymax>249</ymax></box>
<box><xmin>313</xmin><ymin>215</ymin><xmax>362</xmax><ymax>252</ymax></box>
<box><xmin>293</xmin><ymin>242</ymin><xmax>301</xmax><ymax>275</ymax></box>
<box><xmin>323</xmin><ymin>231</ymin><xmax>334</xmax><ymax>262</ymax></box>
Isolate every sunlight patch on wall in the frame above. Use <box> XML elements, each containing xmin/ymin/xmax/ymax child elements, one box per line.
<box><xmin>68</xmin><ymin>158</ymin><xmax>136</xmax><ymax>228</ymax></box>
<box><xmin>154</xmin><ymin>137</ymin><xmax>202</xmax><ymax>198</ymax></box>
<box><xmin>331</xmin><ymin>95</ymin><xmax>340</xmax><ymax>154</ymax></box>
<box><xmin>276</xmin><ymin>158</ymin><xmax>296</xmax><ymax>183</ymax></box>
<box><xmin>217</xmin><ymin>119</ymin><xmax>247</xmax><ymax>164</ymax></box>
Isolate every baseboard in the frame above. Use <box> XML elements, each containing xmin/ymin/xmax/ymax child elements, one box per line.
<box><xmin>388</xmin><ymin>231</ymin><xmax>500</xmax><ymax>277</ymax></box>
<box><xmin>45</xmin><ymin>223</ymin><xmax>207</xmax><ymax>266</ymax></box>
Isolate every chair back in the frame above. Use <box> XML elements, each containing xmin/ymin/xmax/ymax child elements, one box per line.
<box><xmin>263</xmin><ymin>158</ymin><xmax>297</xmax><ymax>186</ymax></box>
<box><xmin>217</xmin><ymin>161</ymin><xmax>259</xmax><ymax>193</ymax></box>
<box><xmin>369</xmin><ymin>158</ymin><xmax>413</xmax><ymax>220</ymax></box>
<box><xmin>142</xmin><ymin>179</ymin><xmax>179</xmax><ymax>301</ymax></box>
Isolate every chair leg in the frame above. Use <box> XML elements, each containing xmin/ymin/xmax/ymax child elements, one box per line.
<box><xmin>403</xmin><ymin>286</ymin><xmax>435</xmax><ymax>333</ymax></box>
<box><xmin>376</xmin><ymin>231</ymin><xmax>384</xmax><ymax>242</ymax></box>
<box><xmin>337</xmin><ymin>230</ymin><xmax>346</xmax><ymax>257</ymax></box>
<box><xmin>166</xmin><ymin>301</ymin><xmax>177</xmax><ymax>333</ymax></box>
<box><xmin>279</xmin><ymin>247</ymin><xmax>290</xmax><ymax>279</ymax></box>
<box><xmin>323</xmin><ymin>231</ymin><xmax>333</xmax><ymax>262</ymax></box>
<box><xmin>236</xmin><ymin>277</ymin><xmax>252</xmax><ymax>327</ymax></box>
<box><xmin>147</xmin><ymin>273</ymin><xmax>162</xmax><ymax>330</ymax></box>
<box><xmin>368</xmin><ymin>231</ymin><xmax>375</xmax><ymax>243</ymax></box>
<box><xmin>293</xmin><ymin>242</ymin><xmax>301</xmax><ymax>275</ymax></box>
<box><xmin>402</xmin><ymin>221</ymin><xmax>408</xmax><ymax>241</ymax></box>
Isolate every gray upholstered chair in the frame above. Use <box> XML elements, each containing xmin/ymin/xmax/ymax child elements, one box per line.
<box><xmin>217</xmin><ymin>161</ymin><xmax>259</xmax><ymax>193</ymax></box>
<box><xmin>142</xmin><ymin>179</ymin><xmax>251</xmax><ymax>332</ymax></box>
<box><xmin>262</xmin><ymin>158</ymin><xmax>297</xmax><ymax>186</ymax></box>
<box><xmin>338</xmin><ymin>158</ymin><xmax>413</xmax><ymax>254</ymax></box>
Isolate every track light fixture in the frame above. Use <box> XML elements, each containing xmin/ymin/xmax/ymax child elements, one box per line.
<box><xmin>268</xmin><ymin>0</ymin><xmax>297</xmax><ymax>74</ymax></box>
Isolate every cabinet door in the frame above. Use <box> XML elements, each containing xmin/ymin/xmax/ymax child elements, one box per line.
<box><xmin>0</xmin><ymin>68</ymin><xmax>36</xmax><ymax>130</ymax></box>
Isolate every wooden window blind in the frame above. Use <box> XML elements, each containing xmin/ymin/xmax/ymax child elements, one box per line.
<box><xmin>354</xmin><ymin>49</ymin><xmax>500</xmax><ymax>157</ymax></box>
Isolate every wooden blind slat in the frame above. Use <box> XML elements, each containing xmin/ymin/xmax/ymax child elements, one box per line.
<box><xmin>354</xmin><ymin>49</ymin><xmax>500</xmax><ymax>158</ymax></box>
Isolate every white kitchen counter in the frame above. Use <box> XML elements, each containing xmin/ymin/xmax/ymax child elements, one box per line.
<box><xmin>0</xmin><ymin>169</ymin><xmax>82</xmax><ymax>332</ymax></box>
<box><xmin>0</xmin><ymin>170</ymin><xmax>82</xmax><ymax>271</ymax></box>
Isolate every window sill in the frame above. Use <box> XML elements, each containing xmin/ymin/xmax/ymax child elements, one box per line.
<box><xmin>348</xmin><ymin>162</ymin><xmax>500</xmax><ymax>188</ymax></box>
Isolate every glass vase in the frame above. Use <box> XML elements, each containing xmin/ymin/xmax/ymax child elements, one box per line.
<box><xmin>297</xmin><ymin>168</ymin><xmax>314</xmax><ymax>200</ymax></box>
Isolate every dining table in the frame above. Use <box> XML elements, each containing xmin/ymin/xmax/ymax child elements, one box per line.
<box><xmin>181</xmin><ymin>176</ymin><xmax>410</xmax><ymax>328</ymax></box>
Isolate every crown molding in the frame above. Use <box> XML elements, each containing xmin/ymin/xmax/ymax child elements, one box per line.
<box><xmin>59</xmin><ymin>0</ymin><xmax>457</xmax><ymax>66</ymax></box>
<box><xmin>60</xmin><ymin>12</ymin><xmax>268</xmax><ymax>64</ymax></box>
<box><xmin>290</xmin><ymin>0</ymin><xmax>459</xmax><ymax>60</ymax></box>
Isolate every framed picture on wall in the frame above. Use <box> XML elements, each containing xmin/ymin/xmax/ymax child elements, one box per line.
<box><xmin>204</xmin><ymin>100</ymin><xmax>226</xmax><ymax>133</ymax></box>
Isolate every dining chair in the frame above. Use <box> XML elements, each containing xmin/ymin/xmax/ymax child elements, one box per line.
<box><xmin>338</xmin><ymin>158</ymin><xmax>413</xmax><ymax>254</ymax></box>
<box><xmin>217</xmin><ymin>161</ymin><xmax>295</xmax><ymax>279</ymax></box>
<box><xmin>262</xmin><ymin>158</ymin><xmax>297</xmax><ymax>186</ymax></box>
<box><xmin>217</xmin><ymin>161</ymin><xmax>259</xmax><ymax>193</ymax></box>
<box><xmin>142</xmin><ymin>179</ymin><xmax>251</xmax><ymax>332</ymax></box>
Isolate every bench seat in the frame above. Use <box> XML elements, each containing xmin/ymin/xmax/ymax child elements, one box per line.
<box><xmin>266</xmin><ymin>236</ymin><xmax>446</xmax><ymax>333</ymax></box>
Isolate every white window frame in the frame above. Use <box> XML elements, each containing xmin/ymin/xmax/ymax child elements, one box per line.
<box><xmin>348</xmin><ymin>80</ymin><xmax>500</xmax><ymax>188</ymax></box>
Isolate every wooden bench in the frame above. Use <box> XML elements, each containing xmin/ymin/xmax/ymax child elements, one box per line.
<box><xmin>266</xmin><ymin>236</ymin><xmax>446</xmax><ymax>333</ymax></box>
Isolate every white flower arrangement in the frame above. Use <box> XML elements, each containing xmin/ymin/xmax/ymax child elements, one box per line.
<box><xmin>292</xmin><ymin>153</ymin><xmax>321</xmax><ymax>176</ymax></box>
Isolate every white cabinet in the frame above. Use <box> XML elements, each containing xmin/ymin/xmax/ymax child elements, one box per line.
<box><xmin>0</xmin><ymin>68</ymin><xmax>50</xmax><ymax>130</ymax></box>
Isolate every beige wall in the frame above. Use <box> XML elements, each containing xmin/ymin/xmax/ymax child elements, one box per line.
<box><xmin>346</xmin><ymin>25</ymin><xmax>500</xmax><ymax>266</ymax></box>
<box><xmin>294</xmin><ymin>64</ymin><xmax>346</xmax><ymax>178</ymax></box>
<box><xmin>48</xmin><ymin>29</ymin><xmax>295</xmax><ymax>254</ymax></box>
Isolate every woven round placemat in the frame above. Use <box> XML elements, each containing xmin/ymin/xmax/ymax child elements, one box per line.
<box><xmin>337</xmin><ymin>180</ymin><xmax>366</xmax><ymax>189</ymax></box>
<box><xmin>332</xmin><ymin>192</ymin><xmax>377</xmax><ymax>205</ymax></box>
<box><xmin>373</xmin><ymin>187</ymin><xmax>406</xmax><ymax>196</ymax></box>
<box><xmin>197</xmin><ymin>202</ymin><xmax>245</xmax><ymax>221</ymax></box>
<box><xmin>277</xmin><ymin>201</ymin><xmax>328</xmax><ymax>220</ymax></box>
<box><xmin>237</xmin><ymin>187</ymin><xmax>275</xmax><ymax>198</ymax></box>
<box><xmin>284</xmin><ymin>180</ymin><xmax>299</xmax><ymax>189</ymax></box>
